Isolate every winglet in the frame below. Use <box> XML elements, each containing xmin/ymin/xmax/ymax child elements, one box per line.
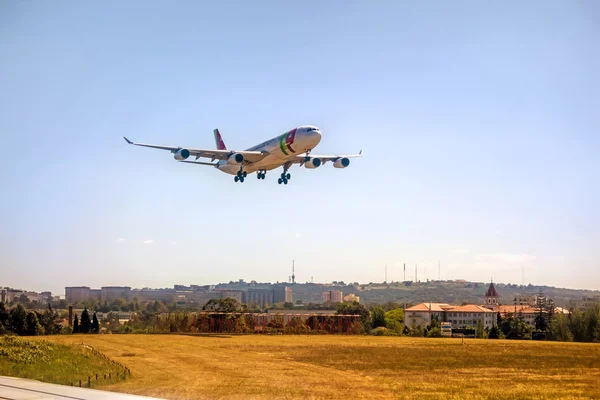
<box><xmin>123</xmin><ymin>137</ymin><xmax>133</xmax><ymax>145</ymax></box>
<box><xmin>359</xmin><ymin>149</ymin><xmax>363</xmax><ymax>155</ymax></box>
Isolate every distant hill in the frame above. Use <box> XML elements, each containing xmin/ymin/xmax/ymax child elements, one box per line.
<box><xmin>347</xmin><ymin>281</ymin><xmax>599</xmax><ymax>307</ymax></box>
<box><xmin>216</xmin><ymin>280</ymin><xmax>599</xmax><ymax>308</ymax></box>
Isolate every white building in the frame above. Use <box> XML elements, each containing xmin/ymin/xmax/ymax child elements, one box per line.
<box><xmin>570</xmin><ymin>296</ymin><xmax>600</xmax><ymax>311</ymax></box>
<box><xmin>404</xmin><ymin>303</ymin><xmax>496</xmax><ymax>330</ymax></box>
<box><xmin>444</xmin><ymin>305</ymin><xmax>496</xmax><ymax>329</ymax></box>
<box><xmin>404</xmin><ymin>303</ymin><xmax>450</xmax><ymax>327</ymax></box>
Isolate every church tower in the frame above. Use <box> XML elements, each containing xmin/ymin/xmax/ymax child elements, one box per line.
<box><xmin>484</xmin><ymin>281</ymin><xmax>500</xmax><ymax>309</ymax></box>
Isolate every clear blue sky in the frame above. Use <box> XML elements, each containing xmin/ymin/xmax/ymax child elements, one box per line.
<box><xmin>1</xmin><ymin>1</ymin><xmax>598</xmax><ymax>294</ymax></box>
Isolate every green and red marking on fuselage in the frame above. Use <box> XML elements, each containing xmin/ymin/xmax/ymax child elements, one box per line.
<box><xmin>279</xmin><ymin>128</ymin><xmax>297</xmax><ymax>156</ymax></box>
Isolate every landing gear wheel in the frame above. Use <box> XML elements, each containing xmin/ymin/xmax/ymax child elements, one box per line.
<box><xmin>286</xmin><ymin>173</ymin><xmax>291</xmax><ymax>180</ymax></box>
<box><xmin>234</xmin><ymin>176</ymin><xmax>239</xmax><ymax>182</ymax></box>
<box><xmin>242</xmin><ymin>171</ymin><xmax>247</xmax><ymax>178</ymax></box>
<box><xmin>239</xmin><ymin>176</ymin><xmax>245</xmax><ymax>183</ymax></box>
<box><xmin>283</xmin><ymin>178</ymin><xmax>288</xmax><ymax>185</ymax></box>
<box><xmin>278</xmin><ymin>178</ymin><xmax>282</xmax><ymax>184</ymax></box>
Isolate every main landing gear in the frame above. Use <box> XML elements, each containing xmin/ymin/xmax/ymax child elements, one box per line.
<box><xmin>257</xmin><ymin>170</ymin><xmax>267</xmax><ymax>180</ymax></box>
<box><xmin>278</xmin><ymin>169</ymin><xmax>291</xmax><ymax>185</ymax></box>
<box><xmin>234</xmin><ymin>170</ymin><xmax>247</xmax><ymax>183</ymax></box>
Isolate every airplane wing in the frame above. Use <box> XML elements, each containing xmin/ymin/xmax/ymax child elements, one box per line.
<box><xmin>123</xmin><ymin>137</ymin><xmax>267</xmax><ymax>163</ymax></box>
<box><xmin>292</xmin><ymin>150</ymin><xmax>363</xmax><ymax>165</ymax></box>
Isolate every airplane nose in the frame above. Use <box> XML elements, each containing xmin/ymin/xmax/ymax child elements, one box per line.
<box><xmin>310</xmin><ymin>129</ymin><xmax>322</xmax><ymax>145</ymax></box>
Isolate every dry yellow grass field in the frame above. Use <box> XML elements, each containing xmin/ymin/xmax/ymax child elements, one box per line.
<box><xmin>35</xmin><ymin>334</ymin><xmax>600</xmax><ymax>400</ymax></box>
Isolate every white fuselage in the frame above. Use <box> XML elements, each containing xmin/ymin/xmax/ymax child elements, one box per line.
<box><xmin>216</xmin><ymin>125</ymin><xmax>322</xmax><ymax>175</ymax></box>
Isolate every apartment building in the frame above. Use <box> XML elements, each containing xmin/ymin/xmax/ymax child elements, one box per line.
<box><xmin>322</xmin><ymin>289</ymin><xmax>343</xmax><ymax>303</ymax></box>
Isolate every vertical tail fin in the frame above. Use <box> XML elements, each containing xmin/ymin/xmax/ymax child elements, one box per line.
<box><xmin>213</xmin><ymin>129</ymin><xmax>227</xmax><ymax>150</ymax></box>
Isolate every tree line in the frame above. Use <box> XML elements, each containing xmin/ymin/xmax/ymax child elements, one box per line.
<box><xmin>72</xmin><ymin>307</ymin><xmax>100</xmax><ymax>334</ymax></box>
<box><xmin>489</xmin><ymin>291</ymin><xmax>600</xmax><ymax>342</ymax></box>
<box><xmin>0</xmin><ymin>303</ymin><xmax>64</xmax><ymax>335</ymax></box>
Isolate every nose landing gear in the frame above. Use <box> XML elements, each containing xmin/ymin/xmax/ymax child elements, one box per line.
<box><xmin>257</xmin><ymin>170</ymin><xmax>266</xmax><ymax>180</ymax></box>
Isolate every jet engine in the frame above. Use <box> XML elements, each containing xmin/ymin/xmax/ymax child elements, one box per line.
<box><xmin>304</xmin><ymin>157</ymin><xmax>322</xmax><ymax>169</ymax></box>
<box><xmin>173</xmin><ymin>149</ymin><xmax>190</xmax><ymax>160</ymax></box>
<box><xmin>333</xmin><ymin>157</ymin><xmax>350</xmax><ymax>168</ymax></box>
<box><xmin>227</xmin><ymin>153</ymin><xmax>244</xmax><ymax>165</ymax></box>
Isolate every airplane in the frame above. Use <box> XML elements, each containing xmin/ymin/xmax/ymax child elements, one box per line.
<box><xmin>123</xmin><ymin>125</ymin><xmax>362</xmax><ymax>184</ymax></box>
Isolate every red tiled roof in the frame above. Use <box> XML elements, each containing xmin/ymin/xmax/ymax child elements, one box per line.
<box><xmin>406</xmin><ymin>303</ymin><xmax>451</xmax><ymax>312</ymax></box>
<box><xmin>497</xmin><ymin>305</ymin><xmax>569</xmax><ymax>315</ymax></box>
<box><xmin>497</xmin><ymin>305</ymin><xmax>536</xmax><ymax>314</ymax></box>
<box><xmin>447</xmin><ymin>304</ymin><xmax>495</xmax><ymax>313</ymax></box>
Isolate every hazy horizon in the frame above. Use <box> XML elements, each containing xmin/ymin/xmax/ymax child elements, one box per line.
<box><xmin>3</xmin><ymin>271</ymin><xmax>600</xmax><ymax>297</ymax></box>
<box><xmin>1</xmin><ymin>2</ymin><xmax>598</xmax><ymax>294</ymax></box>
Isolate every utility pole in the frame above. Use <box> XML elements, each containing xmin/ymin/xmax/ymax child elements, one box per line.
<box><xmin>403</xmin><ymin>263</ymin><xmax>406</xmax><ymax>282</ymax></box>
<box><xmin>415</xmin><ymin>264</ymin><xmax>418</xmax><ymax>283</ymax></box>
<box><xmin>292</xmin><ymin>260</ymin><xmax>295</xmax><ymax>284</ymax></box>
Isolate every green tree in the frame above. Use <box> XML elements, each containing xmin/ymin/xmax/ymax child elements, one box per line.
<box><xmin>547</xmin><ymin>313</ymin><xmax>573</xmax><ymax>342</ymax></box>
<box><xmin>475</xmin><ymin>320</ymin><xmax>486</xmax><ymax>338</ymax></box>
<box><xmin>534</xmin><ymin>290</ymin><xmax>548</xmax><ymax>331</ymax></box>
<box><xmin>584</xmin><ymin>304</ymin><xmax>600</xmax><ymax>342</ymax></box>
<box><xmin>568</xmin><ymin>310</ymin><xmax>586</xmax><ymax>342</ymax></box>
<box><xmin>25</xmin><ymin>311</ymin><xmax>43</xmax><ymax>335</ymax></box>
<box><xmin>202</xmin><ymin>298</ymin><xmax>242</xmax><ymax>313</ymax></box>
<box><xmin>218</xmin><ymin>298</ymin><xmax>242</xmax><ymax>313</ymax></box>
<box><xmin>384</xmin><ymin>308</ymin><xmax>404</xmax><ymax>333</ymax></box>
<box><xmin>427</xmin><ymin>327</ymin><xmax>442</xmax><ymax>337</ymax></box>
<box><xmin>488</xmin><ymin>324</ymin><xmax>500</xmax><ymax>339</ymax></box>
<box><xmin>73</xmin><ymin>314</ymin><xmax>80</xmax><ymax>333</ymax></box>
<box><xmin>18</xmin><ymin>294</ymin><xmax>31</xmax><ymax>307</ymax></box>
<box><xmin>9</xmin><ymin>304</ymin><xmax>28</xmax><ymax>335</ymax></box>
<box><xmin>0</xmin><ymin>302</ymin><xmax>8</xmax><ymax>328</ymax></box>
<box><xmin>381</xmin><ymin>302</ymin><xmax>401</xmax><ymax>312</ymax></box>
<box><xmin>385</xmin><ymin>308</ymin><xmax>404</xmax><ymax>325</ymax></box>
<box><xmin>111</xmin><ymin>298</ymin><xmax>125</xmax><ymax>312</ymax></box>
<box><xmin>92</xmin><ymin>312</ymin><xmax>100</xmax><ymax>334</ymax></box>
<box><xmin>409</xmin><ymin>325</ymin><xmax>425</xmax><ymax>337</ymax></box>
<box><xmin>80</xmin><ymin>307</ymin><xmax>91</xmax><ymax>333</ymax></box>
<box><xmin>371</xmin><ymin>306</ymin><xmax>386</xmax><ymax>328</ymax></box>
<box><xmin>38</xmin><ymin>304</ymin><xmax>61</xmax><ymax>335</ymax></box>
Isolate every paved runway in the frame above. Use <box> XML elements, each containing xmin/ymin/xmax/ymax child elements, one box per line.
<box><xmin>0</xmin><ymin>376</ymin><xmax>161</xmax><ymax>400</ymax></box>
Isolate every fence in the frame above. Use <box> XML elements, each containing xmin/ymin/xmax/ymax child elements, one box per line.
<box><xmin>68</xmin><ymin>343</ymin><xmax>131</xmax><ymax>388</ymax></box>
